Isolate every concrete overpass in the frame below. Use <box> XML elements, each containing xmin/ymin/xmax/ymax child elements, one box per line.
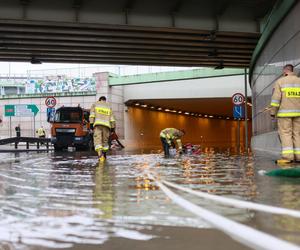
<box><xmin>1</xmin><ymin>0</ymin><xmax>298</xmax><ymax>153</ymax></box>
<box><xmin>118</xmin><ymin>68</ymin><xmax>251</xmax><ymax>118</ymax></box>
<box><xmin>0</xmin><ymin>0</ymin><xmax>276</xmax><ymax>67</ymax></box>
<box><xmin>0</xmin><ymin>68</ymin><xmax>251</xmax><ymax>149</ymax></box>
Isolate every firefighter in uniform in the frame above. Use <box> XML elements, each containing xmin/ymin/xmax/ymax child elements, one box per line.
<box><xmin>90</xmin><ymin>96</ymin><xmax>116</xmax><ymax>162</ymax></box>
<box><xmin>270</xmin><ymin>64</ymin><xmax>300</xmax><ymax>164</ymax></box>
<box><xmin>37</xmin><ymin>126</ymin><xmax>46</xmax><ymax>139</ymax></box>
<box><xmin>160</xmin><ymin>128</ymin><xmax>185</xmax><ymax>157</ymax></box>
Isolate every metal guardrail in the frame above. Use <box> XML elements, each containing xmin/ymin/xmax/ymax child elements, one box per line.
<box><xmin>0</xmin><ymin>137</ymin><xmax>52</xmax><ymax>152</ymax></box>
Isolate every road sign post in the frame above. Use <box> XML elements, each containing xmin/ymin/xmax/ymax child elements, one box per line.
<box><xmin>232</xmin><ymin>93</ymin><xmax>245</xmax><ymax>154</ymax></box>
<box><xmin>244</xmin><ymin>68</ymin><xmax>249</xmax><ymax>153</ymax></box>
<box><xmin>4</xmin><ymin>104</ymin><xmax>39</xmax><ymax>117</ymax></box>
<box><xmin>232</xmin><ymin>93</ymin><xmax>245</xmax><ymax>106</ymax></box>
<box><xmin>45</xmin><ymin>96</ymin><xmax>57</xmax><ymax>108</ymax></box>
<box><xmin>47</xmin><ymin>107</ymin><xmax>56</xmax><ymax>122</ymax></box>
<box><xmin>233</xmin><ymin>105</ymin><xmax>245</xmax><ymax>119</ymax></box>
<box><xmin>4</xmin><ymin>104</ymin><xmax>39</xmax><ymax>137</ymax></box>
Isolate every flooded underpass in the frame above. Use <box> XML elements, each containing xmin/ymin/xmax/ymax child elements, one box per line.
<box><xmin>0</xmin><ymin>150</ymin><xmax>300</xmax><ymax>250</ymax></box>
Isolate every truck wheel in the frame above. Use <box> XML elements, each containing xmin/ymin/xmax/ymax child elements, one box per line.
<box><xmin>75</xmin><ymin>146</ymin><xmax>83</xmax><ymax>151</ymax></box>
<box><xmin>54</xmin><ymin>145</ymin><xmax>63</xmax><ymax>151</ymax></box>
<box><xmin>87</xmin><ymin>140</ymin><xmax>94</xmax><ymax>151</ymax></box>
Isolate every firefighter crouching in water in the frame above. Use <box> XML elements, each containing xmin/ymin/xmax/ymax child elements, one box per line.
<box><xmin>270</xmin><ymin>64</ymin><xmax>300</xmax><ymax>164</ymax></box>
<box><xmin>160</xmin><ymin>128</ymin><xmax>185</xmax><ymax>157</ymax></box>
<box><xmin>90</xmin><ymin>96</ymin><xmax>116</xmax><ymax>162</ymax></box>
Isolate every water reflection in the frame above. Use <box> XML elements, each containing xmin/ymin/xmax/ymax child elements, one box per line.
<box><xmin>0</xmin><ymin>150</ymin><xmax>298</xmax><ymax>248</ymax></box>
<box><xmin>93</xmin><ymin>166</ymin><xmax>115</xmax><ymax>219</ymax></box>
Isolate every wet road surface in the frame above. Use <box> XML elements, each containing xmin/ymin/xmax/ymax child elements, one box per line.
<box><xmin>0</xmin><ymin>149</ymin><xmax>299</xmax><ymax>249</ymax></box>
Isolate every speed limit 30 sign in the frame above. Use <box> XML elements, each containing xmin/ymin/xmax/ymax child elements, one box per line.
<box><xmin>232</xmin><ymin>93</ymin><xmax>245</xmax><ymax>106</ymax></box>
<box><xmin>45</xmin><ymin>96</ymin><xmax>57</xmax><ymax>108</ymax></box>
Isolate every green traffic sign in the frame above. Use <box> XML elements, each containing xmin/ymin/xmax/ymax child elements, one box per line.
<box><xmin>4</xmin><ymin>105</ymin><xmax>15</xmax><ymax>117</ymax></box>
<box><xmin>4</xmin><ymin>104</ymin><xmax>39</xmax><ymax>117</ymax></box>
<box><xmin>27</xmin><ymin>104</ymin><xmax>39</xmax><ymax>116</ymax></box>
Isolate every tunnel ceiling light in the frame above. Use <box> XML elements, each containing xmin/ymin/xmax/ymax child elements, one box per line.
<box><xmin>157</xmin><ymin>107</ymin><xmax>162</xmax><ymax>110</ymax></box>
<box><xmin>199</xmin><ymin>114</ymin><xmax>202</xmax><ymax>116</ymax></box>
<box><xmin>172</xmin><ymin>110</ymin><xmax>177</xmax><ymax>113</ymax></box>
<box><xmin>141</xmin><ymin>104</ymin><xmax>147</xmax><ymax>107</ymax></box>
<box><xmin>218</xmin><ymin>116</ymin><xmax>222</xmax><ymax>119</ymax></box>
<box><xmin>150</xmin><ymin>106</ymin><xmax>155</xmax><ymax>109</ymax></box>
<box><xmin>184</xmin><ymin>112</ymin><xmax>190</xmax><ymax>115</ymax></box>
<box><xmin>226</xmin><ymin>117</ymin><xmax>230</xmax><ymax>119</ymax></box>
<box><xmin>209</xmin><ymin>115</ymin><xmax>214</xmax><ymax>118</ymax></box>
<box><xmin>178</xmin><ymin>111</ymin><xmax>182</xmax><ymax>113</ymax></box>
<box><xmin>135</xmin><ymin>103</ymin><xmax>140</xmax><ymax>106</ymax></box>
<box><xmin>204</xmin><ymin>115</ymin><xmax>208</xmax><ymax>117</ymax></box>
<box><xmin>165</xmin><ymin>108</ymin><xmax>170</xmax><ymax>111</ymax></box>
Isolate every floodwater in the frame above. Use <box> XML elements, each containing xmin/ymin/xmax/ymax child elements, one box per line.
<box><xmin>0</xmin><ymin>149</ymin><xmax>299</xmax><ymax>250</ymax></box>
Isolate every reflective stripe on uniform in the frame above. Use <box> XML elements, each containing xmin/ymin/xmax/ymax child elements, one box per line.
<box><xmin>281</xmin><ymin>83</ymin><xmax>300</xmax><ymax>88</ymax></box>
<box><xmin>270</xmin><ymin>99</ymin><xmax>280</xmax><ymax>107</ymax></box>
<box><xmin>282</xmin><ymin>147</ymin><xmax>294</xmax><ymax>154</ymax></box>
<box><xmin>282</xmin><ymin>150</ymin><xmax>294</xmax><ymax>154</ymax></box>
<box><xmin>160</xmin><ymin>132</ymin><xmax>166</xmax><ymax>138</ymax></box>
<box><xmin>271</xmin><ymin>99</ymin><xmax>280</xmax><ymax>104</ymax></box>
<box><xmin>294</xmin><ymin>148</ymin><xmax>300</xmax><ymax>155</ymax></box>
<box><xmin>277</xmin><ymin>109</ymin><xmax>300</xmax><ymax>117</ymax></box>
<box><xmin>270</xmin><ymin>102</ymin><xmax>280</xmax><ymax>107</ymax></box>
<box><xmin>94</xmin><ymin>120</ymin><xmax>111</xmax><ymax>128</ymax></box>
<box><xmin>160</xmin><ymin>132</ymin><xmax>173</xmax><ymax>139</ymax></box>
<box><xmin>95</xmin><ymin>145</ymin><xmax>103</xmax><ymax>152</ymax></box>
<box><xmin>281</xmin><ymin>87</ymin><xmax>300</xmax><ymax>98</ymax></box>
<box><xmin>102</xmin><ymin>146</ymin><xmax>109</xmax><ymax>152</ymax></box>
<box><xmin>278</xmin><ymin>113</ymin><xmax>300</xmax><ymax>117</ymax></box>
<box><xmin>95</xmin><ymin>106</ymin><xmax>111</xmax><ymax>116</ymax></box>
<box><xmin>89</xmin><ymin>109</ymin><xmax>95</xmax><ymax>118</ymax></box>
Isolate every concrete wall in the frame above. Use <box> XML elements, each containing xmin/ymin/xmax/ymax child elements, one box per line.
<box><xmin>0</xmin><ymin>72</ymin><xmax>125</xmax><ymax>139</ymax></box>
<box><xmin>0</xmin><ymin>94</ymin><xmax>97</xmax><ymax>138</ymax></box>
<box><xmin>251</xmin><ymin>1</ymin><xmax>300</xmax><ymax>152</ymax></box>
<box><xmin>124</xmin><ymin>107</ymin><xmax>251</xmax><ymax>151</ymax></box>
<box><xmin>124</xmin><ymin>75</ymin><xmax>250</xmax><ymax>101</ymax></box>
<box><xmin>0</xmin><ymin>70</ymin><xmax>251</xmax><ymax>151</ymax></box>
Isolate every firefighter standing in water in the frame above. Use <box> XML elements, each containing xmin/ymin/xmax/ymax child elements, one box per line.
<box><xmin>37</xmin><ymin>126</ymin><xmax>46</xmax><ymax>139</ymax></box>
<box><xmin>90</xmin><ymin>96</ymin><xmax>116</xmax><ymax>162</ymax></box>
<box><xmin>270</xmin><ymin>64</ymin><xmax>300</xmax><ymax>164</ymax></box>
<box><xmin>160</xmin><ymin>128</ymin><xmax>185</xmax><ymax>157</ymax></box>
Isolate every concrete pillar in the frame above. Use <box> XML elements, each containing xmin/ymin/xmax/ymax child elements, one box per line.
<box><xmin>94</xmin><ymin>72</ymin><xmax>125</xmax><ymax>139</ymax></box>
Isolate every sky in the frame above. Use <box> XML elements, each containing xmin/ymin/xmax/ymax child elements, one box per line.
<box><xmin>0</xmin><ymin>62</ymin><xmax>195</xmax><ymax>77</ymax></box>
<box><xmin>0</xmin><ymin>62</ymin><xmax>101</xmax><ymax>75</ymax></box>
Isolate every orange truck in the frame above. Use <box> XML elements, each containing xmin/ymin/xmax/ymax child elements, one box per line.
<box><xmin>50</xmin><ymin>106</ymin><xmax>93</xmax><ymax>151</ymax></box>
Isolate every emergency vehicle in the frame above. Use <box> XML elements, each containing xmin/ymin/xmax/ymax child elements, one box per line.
<box><xmin>50</xmin><ymin>106</ymin><xmax>93</xmax><ymax>151</ymax></box>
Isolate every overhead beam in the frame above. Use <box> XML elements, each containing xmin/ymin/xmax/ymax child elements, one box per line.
<box><xmin>0</xmin><ymin>50</ymin><xmax>250</xmax><ymax>63</ymax></box>
<box><xmin>0</xmin><ymin>55</ymin><xmax>249</xmax><ymax>67</ymax></box>
<box><xmin>0</xmin><ymin>19</ymin><xmax>260</xmax><ymax>38</ymax></box>
<box><xmin>0</xmin><ymin>19</ymin><xmax>259</xmax><ymax>67</ymax></box>
<box><xmin>1</xmin><ymin>47</ymin><xmax>252</xmax><ymax>59</ymax></box>
<box><xmin>0</xmin><ymin>25</ymin><xmax>258</xmax><ymax>43</ymax></box>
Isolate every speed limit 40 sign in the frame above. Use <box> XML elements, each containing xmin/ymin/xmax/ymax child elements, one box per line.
<box><xmin>232</xmin><ymin>93</ymin><xmax>245</xmax><ymax>106</ymax></box>
<box><xmin>45</xmin><ymin>96</ymin><xmax>57</xmax><ymax>108</ymax></box>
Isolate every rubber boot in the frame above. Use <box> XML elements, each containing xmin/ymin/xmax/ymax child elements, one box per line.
<box><xmin>98</xmin><ymin>150</ymin><xmax>105</xmax><ymax>163</ymax></box>
<box><xmin>275</xmin><ymin>159</ymin><xmax>293</xmax><ymax>165</ymax></box>
<box><xmin>99</xmin><ymin>154</ymin><xmax>106</xmax><ymax>163</ymax></box>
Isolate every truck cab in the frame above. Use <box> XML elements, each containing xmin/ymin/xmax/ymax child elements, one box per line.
<box><xmin>51</xmin><ymin>106</ymin><xmax>92</xmax><ymax>151</ymax></box>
